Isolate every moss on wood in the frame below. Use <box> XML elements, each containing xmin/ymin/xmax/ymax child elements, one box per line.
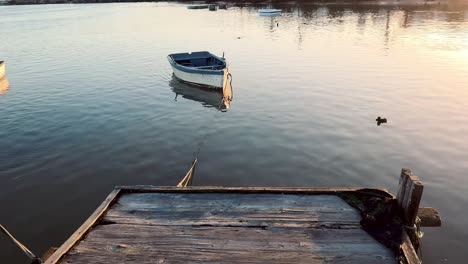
<box><xmin>339</xmin><ymin>189</ymin><xmax>412</xmax><ymax>263</ymax></box>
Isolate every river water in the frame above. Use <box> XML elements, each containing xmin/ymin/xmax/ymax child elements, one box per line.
<box><xmin>0</xmin><ymin>2</ymin><xmax>467</xmax><ymax>263</ymax></box>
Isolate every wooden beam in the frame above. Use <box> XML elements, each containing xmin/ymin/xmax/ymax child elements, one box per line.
<box><xmin>44</xmin><ymin>188</ymin><xmax>122</xmax><ymax>264</ymax></box>
<box><xmin>61</xmin><ymin>224</ymin><xmax>397</xmax><ymax>264</ymax></box>
<box><xmin>405</xmin><ymin>177</ymin><xmax>424</xmax><ymax>225</ymax></box>
<box><xmin>117</xmin><ymin>186</ymin><xmax>393</xmax><ymax>196</ymax></box>
<box><xmin>396</xmin><ymin>169</ymin><xmax>424</xmax><ymax>226</ymax></box>
<box><xmin>417</xmin><ymin>207</ymin><xmax>442</xmax><ymax>227</ymax></box>
<box><xmin>401</xmin><ymin>232</ymin><xmax>422</xmax><ymax>264</ymax></box>
<box><xmin>397</xmin><ymin>168</ymin><xmax>411</xmax><ymax>208</ymax></box>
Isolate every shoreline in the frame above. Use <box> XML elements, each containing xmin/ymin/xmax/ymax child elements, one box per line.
<box><xmin>0</xmin><ymin>0</ymin><xmax>459</xmax><ymax>7</ymax></box>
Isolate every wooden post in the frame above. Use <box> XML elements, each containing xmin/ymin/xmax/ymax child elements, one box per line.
<box><xmin>397</xmin><ymin>169</ymin><xmax>424</xmax><ymax>263</ymax></box>
<box><xmin>397</xmin><ymin>168</ymin><xmax>424</xmax><ymax>226</ymax></box>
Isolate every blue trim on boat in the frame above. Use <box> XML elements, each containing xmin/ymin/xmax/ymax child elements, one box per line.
<box><xmin>167</xmin><ymin>51</ymin><xmax>226</xmax><ymax>76</ymax></box>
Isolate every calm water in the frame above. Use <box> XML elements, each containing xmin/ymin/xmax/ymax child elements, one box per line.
<box><xmin>1</xmin><ymin>2</ymin><xmax>468</xmax><ymax>263</ymax></box>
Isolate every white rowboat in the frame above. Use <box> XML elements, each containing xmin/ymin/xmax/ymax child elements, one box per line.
<box><xmin>167</xmin><ymin>51</ymin><xmax>227</xmax><ymax>89</ymax></box>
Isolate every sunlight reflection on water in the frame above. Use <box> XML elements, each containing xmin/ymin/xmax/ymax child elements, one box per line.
<box><xmin>0</xmin><ymin>2</ymin><xmax>467</xmax><ymax>263</ymax></box>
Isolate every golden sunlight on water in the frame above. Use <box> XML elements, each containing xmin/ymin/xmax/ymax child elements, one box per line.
<box><xmin>414</xmin><ymin>31</ymin><xmax>468</xmax><ymax>72</ymax></box>
<box><xmin>0</xmin><ymin>2</ymin><xmax>467</xmax><ymax>264</ymax></box>
<box><xmin>0</xmin><ymin>78</ymin><xmax>9</xmax><ymax>95</ymax></box>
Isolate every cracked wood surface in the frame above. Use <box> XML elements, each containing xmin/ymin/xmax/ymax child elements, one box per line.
<box><xmin>56</xmin><ymin>192</ymin><xmax>397</xmax><ymax>263</ymax></box>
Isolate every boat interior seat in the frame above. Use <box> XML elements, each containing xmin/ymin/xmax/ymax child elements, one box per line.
<box><xmin>193</xmin><ymin>65</ymin><xmax>217</xmax><ymax>69</ymax></box>
<box><xmin>176</xmin><ymin>57</ymin><xmax>223</xmax><ymax>70</ymax></box>
<box><xmin>180</xmin><ymin>62</ymin><xmax>194</xmax><ymax>67</ymax></box>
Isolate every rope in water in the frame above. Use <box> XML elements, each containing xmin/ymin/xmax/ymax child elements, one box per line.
<box><xmin>0</xmin><ymin>224</ymin><xmax>42</xmax><ymax>264</ymax></box>
<box><xmin>177</xmin><ymin>70</ymin><xmax>233</xmax><ymax>187</ymax></box>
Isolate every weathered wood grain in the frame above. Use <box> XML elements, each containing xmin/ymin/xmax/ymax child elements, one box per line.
<box><xmin>61</xmin><ymin>224</ymin><xmax>397</xmax><ymax>264</ymax></box>
<box><xmin>417</xmin><ymin>207</ymin><xmax>441</xmax><ymax>227</ymax></box>
<box><xmin>405</xmin><ymin>178</ymin><xmax>423</xmax><ymax>225</ymax></box>
<box><xmin>56</xmin><ymin>192</ymin><xmax>397</xmax><ymax>264</ymax></box>
<box><xmin>401</xmin><ymin>232</ymin><xmax>422</xmax><ymax>264</ymax></box>
<box><xmin>397</xmin><ymin>169</ymin><xmax>424</xmax><ymax>226</ymax></box>
<box><xmin>118</xmin><ymin>185</ymin><xmax>392</xmax><ymax>195</ymax></box>
<box><xmin>397</xmin><ymin>169</ymin><xmax>411</xmax><ymax>208</ymax></box>
<box><xmin>114</xmin><ymin>193</ymin><xmax>360</xmax><ymax>212</ymax></box>
<box><xmin>104</xmin><ymin>193</ymin><xmax>361</xmax><ymax>228</ymax></box>
<box><xmin>49</xmin><ymin>187</ymin><xmax>423</xmax><ymax>264</ymax></box>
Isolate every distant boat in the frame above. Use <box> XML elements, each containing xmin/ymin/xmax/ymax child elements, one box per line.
<box><xmin>208</xmin><ymin>4</ymin><xmax>217</xmax><ymax>11</ymax></box>
<box><xmin>218</xmin><ymin>3</ymin><xmax>227</xmax><ymax>9</ymax></box>
<box><xmin>167</xmin><ymin>51</ymin><xmax>227</xmax><ymax>89</ymax></box>
<box><xmin>258</xmin><ymin>9</ymin><xmax>282</xmax><ymax>15</ymax></box>
<box><xmin>0</xmin><ymin>61</ymin><xmax>5</xmax><ymax>80</ymax></box>
<box><xmin>187</xmin><ymin>4</ymin><xmax>209</xmax><ymax>9</ymax></box>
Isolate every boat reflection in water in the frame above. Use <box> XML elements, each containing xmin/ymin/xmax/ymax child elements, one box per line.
<box><xmin>0</xmin><ymin>77</ymin><xmax>9</xmax><ymax>95</ymax></box>
<box><xmin>169</xmin><ymin>76</ymin><xmax>229</xmax><ymax>112</ymax></box>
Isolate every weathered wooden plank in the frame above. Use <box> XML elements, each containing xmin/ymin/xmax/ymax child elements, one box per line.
<box><xmin>397</xmin><ymin>169</ymin><xmax>411</xmax><ymax>208</ymax></box>
<box><xmin>405</xmin><ymin>177</ymin><xmax>423</xmax><ymax>225</ymax></box>
<box><xmin>104</xmin><ymin>193</ymin><xmax>361</xmax><ymax>228</ymax></box>
<box><xmin>396</xmin><ymin>170</ymin><xmax>424</xmax><ymax>226</ymax></box>
<box><xmin>114</xmin><ymin>193</ymin><xmax>359</xmax><ymax>211</ymax></box>
<box><xmin>104</xmin><ymin>214</ymin><xmax>362</xmax><ymax>229</ymax></box>
<box><xmin>118</xmin><ymin>186</ymin><xmax>392</xmax><ymax>195</ymax></box>
<box><xmin>60</xmin><ymin>224</ymin><xmax>397</xmax><ymax>264</ymax></box>
<box><xmin>417</xmin><ymin>207</ymin><xmax>441</xmax><ymax>227</ymax></box>
<box><xmin>45</xmin><ymin>188</ymin><xmax>122</xmax><ymax>264</ymax></box>
<box><xmin>50</xmin><ymin>187</ymin><xmax>406</xmax><ymax>264</ymax></box>
<box><xmin>401</xmin><ymin>232</ymin><xmax>421</xmax><ymax>264</ymax></box>
<box><xmin>401</xmin><ymin>176</ymin><xmax>414</xmax><ymax>211</ymax></box>
<box><xmin>402</xmin><ymin>175</ymin><xmax>420</xmax><ymax>210</ymax></box>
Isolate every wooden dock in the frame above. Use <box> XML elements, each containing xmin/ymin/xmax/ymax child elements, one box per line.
<box><xmin>43</xmin><ymin>169</ymin><xmax>440</xmax><ymax>264</ymax></box>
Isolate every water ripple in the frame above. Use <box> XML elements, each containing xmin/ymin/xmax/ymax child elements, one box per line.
<box><xmin>0</xmin><ymin>3</ymin><xmax>467</xmax><ymax>263</ymax></box>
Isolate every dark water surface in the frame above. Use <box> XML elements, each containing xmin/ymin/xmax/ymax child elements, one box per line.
<box><xmin>1</xmin><ymin>2</ymin><xmax>468</xmax><ymax>263</ymax></box>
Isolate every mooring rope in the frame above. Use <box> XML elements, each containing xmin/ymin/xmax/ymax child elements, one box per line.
<box><xmin>177</xmin><ymin>158</ymin><xmax>198</xmax><ymax>187</ymax></box>
<box><xmin>0</xmin><ymin>224</ymin><xmax>42</xmax><ymax>264</ymax></box>
<box><xmin>403</xmin><ymin>216</ymin><xmax>424</xmax><ymax>259</ymax></box>
<box><xmin>403</xmin><ymin>216</ymin><xmax>424</xmax><ymax>238</ymax></box>
<box><xmin>177</xmin><ymin>70</ymin><xmax>233</xmax><ymax>187</ymax></box>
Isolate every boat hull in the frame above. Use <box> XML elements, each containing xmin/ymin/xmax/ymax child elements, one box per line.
<box><xmin>167</xmin><ymin>52</ymin><xmax>226</xmax><ymax>89</ymax></box>
<box><xmin>208</xmin><ymin>4</ymin><xmax>217</xmax><ymax>11</ymax></box>
<box><xmin>187</xmin><ymin>5</ymin><xmax>208</xmax><ymax>9</ymax></box>
<box><xmin>171</xmin><ymin>65</ymin><xmax>224</xmax><ymax>89</ymax></box>
<box><xmin>0</xmin><ymin>62</ymin><xmax>5</xmax><ymax>80</ymax></box>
